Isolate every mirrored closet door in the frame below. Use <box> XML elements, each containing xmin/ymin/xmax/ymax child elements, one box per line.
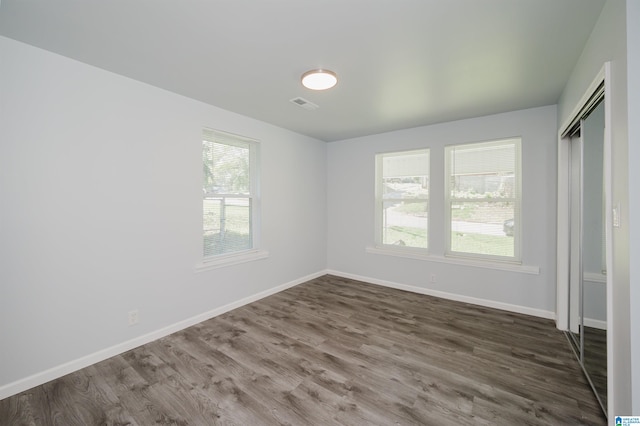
<box><xmin>567</xmin><ymin>98</ymin><xmax>607</xmax><ymax>416</ymax></box>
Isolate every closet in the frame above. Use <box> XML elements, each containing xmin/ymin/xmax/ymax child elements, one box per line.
<box><xmin>557</xmin><ymin>64</ymin><xmax>611</xmax><ymax>418</ymax></box>
<box><xmin>566</xmin><ymin>97</ymin><xmax>607</xmax><ymax>416</ymax></box>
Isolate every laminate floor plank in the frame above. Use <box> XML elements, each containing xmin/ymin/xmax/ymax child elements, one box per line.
<box><xmin>36</xmin><ymin>378</ymin><xmax>108</xmax><ymax>425</ymax></box>
<box><xmin>0</xmin><ymin>392</ymin><xmax>40</xmax><ymax>426</ymax></box>
<box><xmin>1</xmin><ymin>275</ymin><xmax>606</xmax><ymax>425</ymax></box>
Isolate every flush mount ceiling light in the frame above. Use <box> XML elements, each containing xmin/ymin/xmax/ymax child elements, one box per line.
<box><xmin>301</xmin><ymin>69</ymin><xmax>338</xmax><ymax>90</ymax></box>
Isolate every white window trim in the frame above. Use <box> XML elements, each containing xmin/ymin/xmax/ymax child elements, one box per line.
<box><xmin>444</xmin><ymin>138</ymin><xmax>522</xmax><ymax>263</ymax></box>
<box><xmin>365</xmin><ymin>245</ymin><xmax>539</xmax><ymax>275</ymax></box>
<box><xmin>196</xmin><ymin>248</ymin><xmax>269</xmax><ymax>272</ymax></box>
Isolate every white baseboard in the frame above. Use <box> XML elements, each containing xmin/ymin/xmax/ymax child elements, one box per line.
<box><xmin>326</xmin><ymin>269</ymin><xmax>556</xmax><ymax>320</ymax></box>
<box><xmin>0</xmin><ymin>270</ymin><xmax>326</xmax><ymax>401</ymax></box>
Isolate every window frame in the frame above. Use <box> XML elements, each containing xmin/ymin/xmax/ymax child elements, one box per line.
<box><xmin>200</xmin><ymin>128</ymin><xmax>263</xmax><ymax>267</ymax></box>
<box><xmin>374</xmin><ymin>148</ymin><xmax>430</xmax><ymax>253</ymax></box>
<box><xmin>444</xmin><ymin>138</ymin><xmax>522</xmax><ymax>263</ymax></box>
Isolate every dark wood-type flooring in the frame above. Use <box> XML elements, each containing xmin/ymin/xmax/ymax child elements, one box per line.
<box><xmin>0</xmin><ymin>275</ymin><xmax>606</xmax><ymax>425</ymax></box>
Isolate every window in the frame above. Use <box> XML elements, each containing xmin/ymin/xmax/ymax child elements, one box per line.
<box><xmin>375</xmin><ymin>149</ymin><xmax>429</xmax><ymax>249</ymax></box>
<box><xmin>445</xmin><ymin>138</ymin><xmax>521</xmax><ymax>262</ymax></box>
<box><xmin>202</xmin><ymin>129</ymin><xmax>259</xmax><ymax>260</ymax></box>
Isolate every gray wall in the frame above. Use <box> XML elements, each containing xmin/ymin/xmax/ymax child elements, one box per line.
<box><xmin>327</xmin><ymin>106</ymin><xmax>558</xmax><ymax>315</ymax></box>
<box><xmin>0</xmin><ymin>36</ymin><xmax>327</xmax><ymax>394</ymax></box>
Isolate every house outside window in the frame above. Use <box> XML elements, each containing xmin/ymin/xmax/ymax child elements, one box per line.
<box><xmin>444</xmin><ymin>138</ymin><xmax>521</xmax><ymax>262</ymax></box>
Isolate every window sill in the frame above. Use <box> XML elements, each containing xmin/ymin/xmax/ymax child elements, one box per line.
<box><xmin>365</xmin><ymin>245</ymin><xmax>539</xmax><ymax>275</ymax></box>
<box><xmin>196</xmin><ymin>249</ymin><xmax>269</xmax><ymax>272</ymax></box>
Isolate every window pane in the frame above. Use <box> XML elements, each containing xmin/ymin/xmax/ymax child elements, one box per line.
<box><xmin>202</xmin><ymin>128</ymin><xmax>258</xmax><ymax>260</ymax></box>
<box><xmin>203</xmin><ymin>197</ymin><xmax>252</xmax><ymax>257</ymax></box>
<box><xmin>377</xmin><ymin>149</ymin><xmax>429</xmax><ymax>249</ymax></box>
<box><xmin>450</xmin><ymin>201</ymin><xmax>514</xmax><ymax>257</ymax></box>
<box><xmin>203</xmin><ymin>141</ymin><xmax>250</xmax><ymax>195</ymax></box>
<box><xmin>446</xmin><ymin>138</ymin><xmax>520</xmax><ymax>260</ymax></box>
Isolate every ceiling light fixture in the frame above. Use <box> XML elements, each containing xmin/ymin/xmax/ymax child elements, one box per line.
<box><xmin>301</xmin><ymin>69</ymin><xmax>338</xmax><ymax>90</ymax></box>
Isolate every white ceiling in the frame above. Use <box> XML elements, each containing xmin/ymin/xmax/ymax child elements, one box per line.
<box><xmin>0</xmin><ymin>0</ymin><xmax>605</xmax><ymax>142</ymax></box>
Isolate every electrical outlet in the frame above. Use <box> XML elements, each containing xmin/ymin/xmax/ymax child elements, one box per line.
<box><xmin>128</xmin><ymin>310</ymin><xmax>139</xmax><ymax>326</ymax></box>
<box><xmin>430</xmin><ymin>274</ymin><xmax>437</xmax><ymax>283</ymax></box>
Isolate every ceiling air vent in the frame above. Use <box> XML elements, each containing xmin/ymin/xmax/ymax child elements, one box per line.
<box><xmin>290</xmin><ymin>97</ymin><xmax>319</xmax><ymax>111</ymax></box>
